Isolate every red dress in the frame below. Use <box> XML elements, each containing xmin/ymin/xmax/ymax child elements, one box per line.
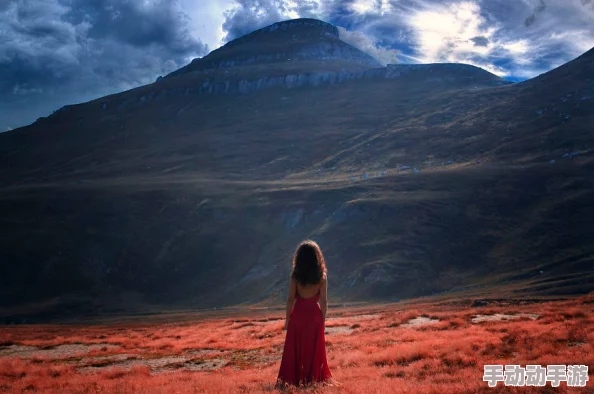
<box><xmin>277</xmin><ymin>291</ymin><xmax>332</xmax><ymax>386</ymax></box>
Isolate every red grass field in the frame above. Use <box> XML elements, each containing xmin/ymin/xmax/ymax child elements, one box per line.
<box><xmin>1</xmin><ymin>295</ymin><xmax>593</xmax><ymax>393</ymax></box>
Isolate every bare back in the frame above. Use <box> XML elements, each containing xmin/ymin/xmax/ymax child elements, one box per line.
<box><xmin>296</xmin><ymin>282</ymin><xmax>321</xmax><ymax>299</ymax></box>
<box><xmin>295</xmin><ymin>272</ymin><xmax>327</xmax><ymax>299</ymax></box>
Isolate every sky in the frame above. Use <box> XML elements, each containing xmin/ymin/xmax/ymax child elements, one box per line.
<box><xmin>2</xmin><ymin>0</ymin><xmax>594</xmax><ymax>131</ymax></box>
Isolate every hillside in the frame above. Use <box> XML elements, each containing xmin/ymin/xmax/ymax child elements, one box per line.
<box><xmin>0</xmin><ymin>18</ymin><xmax>593</xmax><ymax>321</ymax></box>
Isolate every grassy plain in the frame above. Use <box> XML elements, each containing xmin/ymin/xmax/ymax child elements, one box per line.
<box><xmin>1</xmin><ymin>294</ymin><xmax>593</xmax><ymax>393</ymax></box>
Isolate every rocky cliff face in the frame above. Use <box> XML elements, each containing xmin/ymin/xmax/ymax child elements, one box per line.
<box><xmin>44</xmin><ymin>62</ymin><xmax>510</xmax><ymax>117</ymax></box>
<box><xmin>109</xmin><ymin>63</ymin><xmax>510</xmax><ymax>111</ymax></box>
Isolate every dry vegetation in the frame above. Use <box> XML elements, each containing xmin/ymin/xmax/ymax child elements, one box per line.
<box><xmin>1</xmin><ymin>294</ymin><xmax>593</xmax><ymax>393</ymax></box>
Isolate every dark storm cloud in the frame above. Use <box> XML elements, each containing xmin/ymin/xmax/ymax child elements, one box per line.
<box><xmin>1</xmin><ymin>0</ymin><xmax>208</xmax><ymax>130</ymax></box>
<box><xmin>64</xmin><ymin>0</ymin><xmax>200</xmax><ymax>55</ymax></box>
<box><xmin>222</xmin><ymin>0</ymin><xmax>284</xmax><ymax>42</ymax></box>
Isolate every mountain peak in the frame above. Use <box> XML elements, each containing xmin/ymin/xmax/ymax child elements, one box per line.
<box><xmin>225</xmin><ymin>18</ymin><xmax>340</xmax><ymax>47</ymax></box>
<box><xmin>167</xmin><ymin>18</ymin><xmax>382</xmax><ymax>78</ymax></box>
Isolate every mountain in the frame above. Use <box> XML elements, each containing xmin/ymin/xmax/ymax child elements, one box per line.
<box><xmin>168</xmin><ymin>18</ymin><xmax>382</xmax><ymax>77</ymax></box>
<box><xmin>0</xmin><ymin>19</ymin><xmax>593</xmax><ymax>321</ymax></box>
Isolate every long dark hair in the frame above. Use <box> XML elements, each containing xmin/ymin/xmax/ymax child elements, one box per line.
<box><xmin>291</xmin><ymin>240</ymin><xmax>327</xmax><ymax>286</ymax></box>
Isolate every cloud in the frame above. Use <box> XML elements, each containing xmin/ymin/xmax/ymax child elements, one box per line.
<box><xmin>348</xmin><ymin>0</ymin><xmax>393</xmax><ymax>15</ymax></box>
<box><xmin>471</xmin><ymin>36</ymin><xmax>489</xmax><ymax>47</ymax></box>
<box><xmin>525</xmin><ymin>0</ymin><xmax>547</xmax><ymax>27</ymax></box>
<box><xmin>337</xmin><ymin>26</ymin><xmax>399</xmax><ymax>64</ymax></box>
<box><xmin>12</xmin><ymin>84</ymin><xmax>43</xmax><ymax>96</ymax></box>
<box><xmin>221</xmin><ymin>0</ymin><xmax>324</xmax><ymax>42</ymax></box>
<box><xmin>403</xmin><ymin>2</ymin><xmax>509</xmax><ymax>72</ymax></box>
<box><xmin>180</xmin><ymin>0</ymin><xmax>236</xmax><ymax>50</ymax></box>
<box><xmin>64</xmin><ymin>0</ymin><xmax>205</xmax><ymax>55</ymax></box>
<box><xmin>356</xmin><ymin>0</ymin><xmax>594</xmax><ymax>79</ymax></box>
<box><xmin>0</xmin><ymin>0</ymin><xmax>209</xmax><ymax>129</ymax></box>
<box><xmin>582</xmin><ymin>0</ymin><xmax>594</xmax><ymax>11</ymax></box>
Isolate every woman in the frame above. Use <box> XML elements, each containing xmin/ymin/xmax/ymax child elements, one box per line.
<box><xmin>276</xmin><ymin>240</ymin><xmax>333</xmax><ymax>387</ymax></box>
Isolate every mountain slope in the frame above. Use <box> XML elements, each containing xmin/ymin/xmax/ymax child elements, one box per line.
<box><xmin>0</xmin><ymin>19</ymin><xmax>593</xmax><ymax>320</ymax></box>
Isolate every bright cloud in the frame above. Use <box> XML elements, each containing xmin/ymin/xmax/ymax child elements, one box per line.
<box><xmin>407</xmin><ymin>2</ymin><xmax>508</xmax><ymax>74</ymax></box>
<box><xmin>350</xmin><ymin>0</ymin><xmax>392</xmax><ymax>15</ymax></box>
<box><xmin>180</xmin><ymin>0</ymin><xmax>235</xmax><ymax>52</ymax></box>
<box><xmin>338</xmin><ymin>26</ymin><xmax>400</xmax><ymax>65</ymax></box>
<box><xmin>391</xmin><ymin>0</ymin><xmax>594</xmax><ymax>77</ymax></box>
<box><xmin>335</xmin><ymin>0</ymin><xmax>594</xmax><ymax>79</ymax></box>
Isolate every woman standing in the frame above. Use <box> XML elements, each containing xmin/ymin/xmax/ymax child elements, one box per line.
<box><xmin>277</xmin><ymin>240</ymin><xmax>333</xmax><ymax>387</ymax></box>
